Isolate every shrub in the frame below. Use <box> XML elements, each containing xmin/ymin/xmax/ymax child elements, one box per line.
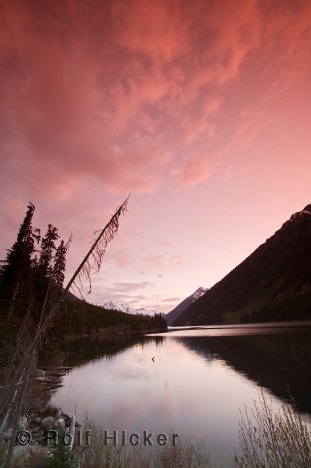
<box><xmin>233</xmin><ymin>391</ymin><xmax>311</xmax><ymax>467</ymax></box>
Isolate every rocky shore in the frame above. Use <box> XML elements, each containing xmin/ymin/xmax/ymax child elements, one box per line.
<box><xmin>1</xmin><ymin>366</ymin><xmax>79</xmax><ymax>463</ymax></box>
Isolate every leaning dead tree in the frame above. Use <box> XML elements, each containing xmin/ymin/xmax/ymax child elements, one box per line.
<box><xmin>0</xmin><ymin>195</ymin><xmax>130</xmax><ymax>466</ymax></box>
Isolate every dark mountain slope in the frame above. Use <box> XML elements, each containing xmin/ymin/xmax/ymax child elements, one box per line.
<box><xmin>165</xmin><ymin>287</ymin><xmax>207</xmax><ymax>324</ymax></box>
<box><xmin>174</xmin><ymin>205</ymin><xmax>311</xmax><ymax>325</ymax></box>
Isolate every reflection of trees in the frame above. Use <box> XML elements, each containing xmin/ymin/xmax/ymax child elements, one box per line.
<box><xmin>179</xmin><ymin>332</ymin><xmax>311</xmax><ymax>414</ymax></box>
<box><xmin>155</xmin><ymin>336</ymin><xmax>164</xmax><ymax>347</ymax></box>
<box><xmin>58</xmin><ymin>335</ymin><xmax>164</xmax><ymax>369</ymax></box>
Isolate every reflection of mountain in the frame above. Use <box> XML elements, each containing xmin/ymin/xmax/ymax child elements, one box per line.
<box><xmin>178</xmin><ymin>332</ymin><xmax>311</xmax><ymax>413</ymax></box>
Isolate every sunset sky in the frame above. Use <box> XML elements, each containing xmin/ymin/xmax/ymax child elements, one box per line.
<box><xmin>1</xmin><ymin>0</ymin><xmax>311</xmax><ymax>312</ymax></box>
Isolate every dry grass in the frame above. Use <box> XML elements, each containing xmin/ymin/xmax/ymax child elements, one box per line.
<box><xmin>233</xmin><ymin>391</ymin><xmax>311</xmax><ymax>467</ymax></box>
<box><xmin>0</xmin><ymin>439</ymin><xmax>6</xmax><ymax>467</ymax></box>
<box><xmin>154</xmin><ymin>440</ymin><xmax>209</xmax><ymax>468</ymax></box>
<box><xmin>76</xmin><ymin>422</ymin><xmax>209</xmax><ymax>468</ymax></box>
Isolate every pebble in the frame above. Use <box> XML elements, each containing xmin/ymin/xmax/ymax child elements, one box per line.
<box><xmin>3</xmin><ymin>428</ymin><xmax>13</xmax><ymax>441</ymax></box>
<box><xmin>55</xmin><ymin>418</ymin><xmax>65</xmax><ymax>429</ymax></box>
<box><xmin>41</xmin><ymin>416</ymin><xmax>55</xmax><ymax>430</ymax></box>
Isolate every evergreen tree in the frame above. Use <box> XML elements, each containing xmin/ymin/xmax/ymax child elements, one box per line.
<box><xmin>38</xmin><ymin>224</ymin><xmax>59</xmax><ymax>280</ymax></box>
<box><xmin>0</xmin><ymin>203</ymin><xmax>39</xmax><ymax>317</ymax></box>
<box><xmin>53</xmin><ymin>240</ymin><xmax>67</xmax><ymax>288</ymax></box>
<box><xmin>34</xmin><ymin>224</ymin><xmax>60</xmax><ymax>314</ymax></box>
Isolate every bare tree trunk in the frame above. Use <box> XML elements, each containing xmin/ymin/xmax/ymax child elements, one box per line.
<box><xmin>5</xmin><ymin>351</ymin><xmax>36</xmax><ymax>467</ymax></box>
<box><xmin>7</xmin><ymin>264</ymin><xmax>24</xmax><ymax>321</ymax></box>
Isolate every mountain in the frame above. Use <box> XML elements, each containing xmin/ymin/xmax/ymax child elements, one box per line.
<box><xmin>103</xmin><ymin>301</ymin><xmax>137</xmax><ymax>315</ymax></box>
<box><xmin>103</xmin><ymin>301</ymin><xmax>165</xmax><ymax>317</ymax></box>
<box><xmin>165</xmin><ymin>287</ymin><xmax>208</xmax><ymax>324</ymax></box>
<box><xmin>174</xmin><ymin>204</ymin><xmax>311</xmax><ymax>325</ymax></box>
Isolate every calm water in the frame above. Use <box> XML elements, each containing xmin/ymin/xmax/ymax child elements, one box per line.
<box><xmin>50</xmin><ymin>322</ymin><xmax>311</xmax><ymax>466</ymax></box>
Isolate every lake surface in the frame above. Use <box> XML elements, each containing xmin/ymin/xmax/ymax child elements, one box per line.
<box><xmin>50</xmin><ymin>322</ymin><xmax>311</xmax><ymax>466</ymax></box>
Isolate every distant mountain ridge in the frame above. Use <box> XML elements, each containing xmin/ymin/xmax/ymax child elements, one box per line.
<box><xmin>174</xmin><ymin>204</ymin><xmax>311</xmax><ymax>325</ymax></box>
<box><xmin>103</xmin><ymin>301</ymin><xmax>165</xmax><ymax>317</ymax></box>
<box><xmin>165</xmin><ymin>287</ymin><xmax>208</xmax><ymax>324</ymax></box>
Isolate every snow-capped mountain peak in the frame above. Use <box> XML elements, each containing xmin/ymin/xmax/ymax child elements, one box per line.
<box><xmin>102</xmin><ymin>301</ymin><xmax>163</xmax><ymax>317</ymax></box>
<box><xmin>192</xmin><ymin>287</ymin><xmax>207</xmax><ymax>300</ymax></box>
<box><xmin>165</xmin><ymin>286</ymin><xmax>208</xmax><ymax>324</ymax></box>
<box><xmin>289</xmin><ymin>204</ymin><xmax>311</xmax><ymax>222</ymax></box>
<box><xmin>102</xmin><ymin>301</ymin><xmax>136</xmax><ymax>314</ymax></box>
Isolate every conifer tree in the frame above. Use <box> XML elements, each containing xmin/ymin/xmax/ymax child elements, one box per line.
<box><xmin>34</xmin><ymin>224</ymin><xmax>60</xmax><ymax>315</ymax></box>
<box><xmin>0</xmin><ymin>202</ymin><xmax>39</xmax><ymax>317</ymax></box>
<box><xmin>53</xmin><ymin>240</ymin><xmax>67</xmax><ymax>288</ymax></box>
<box><xmin>38</xmin><ymin>224</ymin><xmax>59</xmax><ymax>280</ymax></box>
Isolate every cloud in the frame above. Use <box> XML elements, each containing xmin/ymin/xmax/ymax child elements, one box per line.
<box><xmin>169</xmin><ymin>255</ymin><xmax>184</xmax><ymax>266</ymax></box>
<box><xmin>171</xmin><ymin>154</ymin><xmax>216</xmax><ymax>187</ymax></box>
<box><xmin>107</xmin><ymin>248</ymin><xmax>136</xmax><ymax>268</ymax></box>
<box><xmin>126</xmin><ymin>295</ymin><xmax>146</xmax><ymax>303</ymax></box>
<box><xmin>162</xmin><ymin>297</ymin><xmax>181</xmax><ymax>303</ymax></box>
<box><xmin>90</xmin><ymin>282</ymin><xmax>152</xmax><ymax>306</ymax></box>
<box><xmin>112</xmin><ymin>281</ymin><xmax>153</xmax><ymax>292</ymax></box>
<box><xmin>143</xmin><ymin>255</ymin><xmax>164</xmax><ymax>268</ymax></box>
<box><xmin>143</xmin><ymin>253</ymin><xmax>184</xmax><ymax>270</ymax></box>
<box><xmin>2</xmin><ymin>0</ymin><xmax>308</xmax><ymax>200</ymax></box>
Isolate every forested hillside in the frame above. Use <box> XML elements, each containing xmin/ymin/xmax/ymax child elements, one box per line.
<box><xmin>0</xmin><ymin>203</ymin><xmax>166</xmax><ymax>363</ymax></box>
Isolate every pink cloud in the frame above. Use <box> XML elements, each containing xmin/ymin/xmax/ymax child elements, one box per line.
<box><xmin>107</xmin><ymin>247</ymin><xmax>137</xmax><ymax>269</ymax></box>
<box><xmin>143</xmin><ymin>253</ymin><xmax>184</xmax><ymax>269</ymax></box>
<box><xmin>172</xmin><ymin>154</ymin><xmax>216</xmax><ymax>187</ymax></box>
<box><xmin>163</xmin><ymin>297</ymin><xmax>181</xmax><ymax>303</ymax></box>
<box><xmin>169</xmin><ymin>255</ymin><xmax>184</xmax><ymax>266</ymax></box>
<box><xmin>111</xmin><ymin>0</ymin><xmax>191</xmax><ymax>62</ymax></box>
<box><xmin>113</xmin><ymin>281</ymin><xmax>153</xmax><ymax>292</ymax></box>
<box><xmin>1</xmin><ymin>0</ymin><xmax>310</xmax><ymax>201</ymax></box>
<box><xmin>143</xmin><ymin>255</ymin><xmax>164</xmax><ymax>268</ymax></box>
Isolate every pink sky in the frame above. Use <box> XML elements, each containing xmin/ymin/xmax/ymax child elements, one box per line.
<box><xmin>1</xmin><ymin>0</ymin><xmax>311</xmax><ymax>311</ymax></box>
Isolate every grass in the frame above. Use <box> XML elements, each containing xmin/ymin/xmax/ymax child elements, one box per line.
<box><xmin>233</xmin><ymin>391</ymin><xmax>311</xmax><ymax>467</ymax></box>
<box><xmin>76</xmin><ymin>422</ymin><xmax>209</xmax><ymax>467</ymax></box>
<box><xmin>0</xmin><ymin>439</ymin><xmax>6</xmax><ymax>467</ymax></box>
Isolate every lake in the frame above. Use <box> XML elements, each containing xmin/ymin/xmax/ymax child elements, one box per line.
<box><xmin>50</xmin><ymin>322</ymin><xmax>311</xmax><ymax>466</ymax></box>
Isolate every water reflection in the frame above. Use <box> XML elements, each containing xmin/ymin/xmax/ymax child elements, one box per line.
<box><xmin>59</xmin><ymin>335</ymin><xmax>164</xmax><ymax>368</ymax></box>
<box><xmin>50</xmin><ymin>325</ymin><xmax>311</xmax><ymax>465</ymax></box>
<box><xmin>178</xmin><ymin>331</ymin><xmax>311</xmax><ymax>413</ymax></box>
<box><xmin>54</xmin><ymin>327</ymin><xmax>311</xmax><ymax>416</ymax></box>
